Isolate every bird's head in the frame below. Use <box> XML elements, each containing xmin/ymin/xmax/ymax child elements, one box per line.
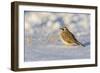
<box><xmin>60</xmin><ymin>26</ymin><xmax>69</xmax><ymax>32</ymax></box>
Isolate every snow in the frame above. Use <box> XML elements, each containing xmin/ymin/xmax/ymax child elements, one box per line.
<box><xmin>24</xmin><ymin>42</ymin><xmax>90</xmax><ymax>62</ymax></box>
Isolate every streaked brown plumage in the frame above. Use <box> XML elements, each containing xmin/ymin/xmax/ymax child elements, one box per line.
<box><xmin>60</xmin><ymin>26</ymin><xmax>85</xmax><ymax>47</ymax></box>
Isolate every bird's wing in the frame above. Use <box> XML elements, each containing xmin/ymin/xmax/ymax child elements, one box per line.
<box><xmin>69</xmin><ymin>32</ymin><xmax>85</xmax><ymax>46</ymax></box>
<box><xmin>65</xmin><ymin>31</ymin><xmax>80</xmax><ymax>43</ymax></box>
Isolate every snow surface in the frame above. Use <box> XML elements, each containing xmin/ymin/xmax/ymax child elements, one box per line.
<box><xmin>24</xmin><ymin>42</ymin><xmax>90</xmax><ymax>61</ymax></box>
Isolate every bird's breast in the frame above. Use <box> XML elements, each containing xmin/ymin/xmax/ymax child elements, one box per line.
<box><xmin>60</xmin><ymin>32</ymin><xmax>75</xmax><ymax>46</ymax></box>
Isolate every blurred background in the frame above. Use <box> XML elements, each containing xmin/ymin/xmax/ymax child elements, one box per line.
<box><xmin>24</xmin><ymin>11</ymin><xmax>90</xmax><ymax>62</ymax></box>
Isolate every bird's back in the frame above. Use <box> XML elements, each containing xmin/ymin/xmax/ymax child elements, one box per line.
<box><xmin>60</xmin><ymin>31</ymin><xmax>77</xmax><ymax>44</ymax></box>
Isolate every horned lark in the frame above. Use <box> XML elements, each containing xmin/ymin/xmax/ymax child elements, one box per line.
<box><xmin>59</xmin><ymin>26</ymin><xmax>85</xmax><ymax>47</ymax></box>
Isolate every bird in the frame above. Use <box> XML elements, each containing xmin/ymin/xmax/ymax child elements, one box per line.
<box><xmin>59</xmin><ymin>26</ymin><xmax>85</xmax><ymax>47</ymax></box>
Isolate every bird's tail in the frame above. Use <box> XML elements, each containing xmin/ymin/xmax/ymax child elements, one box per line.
<box><xmin>76</xmin><ymin>41</ymin><xmax>85</xmax><ymax>47</ymax></box>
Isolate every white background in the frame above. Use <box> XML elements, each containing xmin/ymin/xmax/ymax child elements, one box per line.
<box><xmin>0</xmin><ymin>0</ymin><xmax>99</xmax><ymax>73</ymax></box>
